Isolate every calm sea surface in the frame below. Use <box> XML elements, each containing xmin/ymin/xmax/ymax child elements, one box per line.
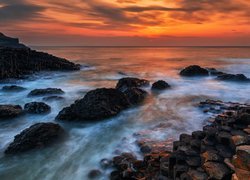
<box><xmin>0</xmin><ymin>47</ymin><xmax>250</xmax><ymax>180</ymax></box>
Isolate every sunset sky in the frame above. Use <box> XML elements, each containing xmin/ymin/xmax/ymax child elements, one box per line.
<box><xmin>0</xmin><ymin>0</ymin><xmax>250</xmax><ymax>46</ymax></box>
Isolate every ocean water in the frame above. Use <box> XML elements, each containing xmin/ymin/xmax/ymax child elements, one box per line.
<box><xmin>0</xmin><ymin>47</ymin><xmax>250</xmax><ymax>180</ymax></box>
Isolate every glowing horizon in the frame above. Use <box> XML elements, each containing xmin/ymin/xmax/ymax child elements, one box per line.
<box><xmin>1</xmin><ymin>0</ymin><xmax>250</xmax><ymax>46</ymax></box>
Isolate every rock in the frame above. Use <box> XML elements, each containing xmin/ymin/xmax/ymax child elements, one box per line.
<box><xmin>28</xmin><ymin>88</ymin><xmax>64</xmax><ymax>96</ymax></box>
<box><xmin>42</xmin><ymin>96</ymin><xmax>64</xmax><ymax>101</ymax></box>
<box><xmin>151</xmin><ymin>80</ymin><xmax>170</xmax><ymax>90</ymax></box>
<box><xmin>186</xmin><ymin>156</ymin><xmax>201</xmax><ymax>167</ymax></box>
<box><xmin>56</xmin><ymin>88</ymin><xmax>130</xmax><ymax>121</ymax></box>
<box><xmin>2</xmin><ymin>85</ymin><xmax>26</xmax><ymax>92</ymax></box>
<box><xmin>203</xmin><ymin>162</ymin><xmax>231</xmax><ymax>179</ymax></box>
<box><xmin>0</xmin><ymin>46</ymin><xmax>80</xmax><ymax>80</ymax></box>
<box><xmin>192</xmin><ymin>131</ymin><xmax>206</xmax><ymax>140</ymax></box>
<box><xmin>217</xmin><ymin>74</ymin><xmax>250</xmax><ymax>82</ymax></box>
<box><xmin>207</xmin><ymin>68</ymin><xmax>225</xmax><ymax>76</ymax></box>
<box><xmin>5</xmin><ymin>123</ymin><xmax>65</xmax><ymax>154</ymax></box>
<box><xmin>231</xmin><ymin>135</ymin><xmax>248</xmax><ymax>148</ymax></box>
<box><xmin>100</xmin><ymin>158</ymin><xmax>112</xmax><ymax>169</ymax></box>
<box><xmin>233</xmin><ymin>145</ymin><xmax>250</xmax><ymax>171</ymax></box>
<box><xmin>186</xmin><ymin>169</ymin><xmax>208</xmax><ymax>180</ymax></box>
<box><xmin>0</xmin><ymin>105</ymin><xmax>23</xmax><ymax>119</ymax></box>
<box><xmin>237</xmin><ymin>113</ymin><xmax>250</xmax><ymax>125</ymax></box>
<box><xmin>24</xmin><ymin>102</ymin><xmax>51</xmax><ymax>114</ymax></box>
<box><xmin>0</xmin><ymin>32</ymin><xmax>26</xmax><ymax>48</ymax></box>
<box><xmin>88</xmin><ymin>169</ymin><xmax>102</xmax><ymax>179</ymax></box>
<box><xmin>234</xmin><ymin>168</ymin><xmax>250</xmax><ymax>180</ymax></box>
<box><xmin>124</xmin><ymin>87</ymin><xmax>148</xmax><ymax>105</ymax></box>
<box><xmin>201</xmin><ymin>150</ymin><xmax>223</xmax><ymax>163</ymax></box>
<box><xmin>116</xmin><ymin>77</ymin><xmax>150</xmax><ymax>91</ymax></box>
<box><xmin>180</xmin><ymin>65</ymin><xmax>209</xmax><ymax>77</ymax></box>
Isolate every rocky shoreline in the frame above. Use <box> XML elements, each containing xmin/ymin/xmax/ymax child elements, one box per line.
<box><xmin>109</xmin><ymin>101</ymin><xmax>250</xmax><ymax>180</ymax></box>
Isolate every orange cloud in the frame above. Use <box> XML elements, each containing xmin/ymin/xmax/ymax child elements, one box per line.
<box><xmin>0</xmin><ymin>0</ymin><xmax>249</xmax><ymax>45</ymax></box>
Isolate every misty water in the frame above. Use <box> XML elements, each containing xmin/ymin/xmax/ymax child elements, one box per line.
<box><xmin>0</xmin><ymin>47</ymin><xmax>250</xmax><ymax>180</ymax></box>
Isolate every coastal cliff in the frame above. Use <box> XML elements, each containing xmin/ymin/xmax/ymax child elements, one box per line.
<box><xmin>0</xmin><ymin>33</ymin><xmax>80</xmax><ymax>79</ymax></box>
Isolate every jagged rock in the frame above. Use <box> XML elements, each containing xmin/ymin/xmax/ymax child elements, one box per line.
<box><xmin>124</xmin><ymin>87</ymin><xmax>148</xmax><ymax>105</ymax></box>
<box><xmin>5</xmin><ymin>123</ymin><xmax>65</xmax><ymax>154</ymax></box>
<box><xmin>24</xmin><ymin>102</ymin><xmax>51</xmax><ymax>114</ymax></box>
<box><xmin>56</xmin><ymin>88</ymin><xmax>130</xmax><ymax>121</ymax></box>
<box><xmin>0</xmin><ymin>32</ymin><xmax>26</xmax><ymax>48</ymax></box>
<box><xmin>180</xmin><ymin>65</ymin><xmax>209</xmax><ymax>77</ymax></box>
<box><xmin>28</xmin><ymin>88</ymin><xmax>64</xmax><ymax>96</ymax></box>
<box><xmin>203</xmin><ymin>162</ymin><xmax>231</xmax><ymax>179</ymax></box>
<box><xmin>0</xmin><ymin>105</ymin><xmax>23</xmax><ymax>119</ymax></box>
<box><xmin>2</xmin><ymin>85</ymin><xmax>26</xmax><ymax>92</ymax></box>
<box><xmin>217</xmin><ymin>74</ymin><xmax>250</xmax><ymax>82</ymax></box>
<box><xmin>0</xmin><ymin>45</ymin><xmax>80</xmax><ymax>80</ymax></box>
<box><xmin>151</xmin><ymin>80</ymin><xmax>170</xmax><ymax>90</ymax></box>
<box><xmin>116</xmin><ymin>77</ymin><xmax>150</xmax><ymax>91</ymax></box>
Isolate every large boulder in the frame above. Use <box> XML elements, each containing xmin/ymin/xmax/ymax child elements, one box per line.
<box><xmin>56</xmin><ymin>88</ymin><xmax>130</xmax><ymax>121</ymax></box>
<box><xmin>203</xmin><ymin>162</ymin><xmax>231</xmax><ymax>179</ymax></box>
<box><xmin>2</xmin><ymin>85</ymin><xmax>26</xmax><ymax>92</ymax></box>
<box><xmin>28</xmin><ymin>88</ymin><xmax>64</xmax><ymax>96</ymax></box>
<box><xmin>5</xmin><ymin>123</ymin><xmax>65</xmax><ymax>154</ymax></box>
<box><xmin>116</xmin><ymin>77</ymin><xmax>150</xmax><ymax>91</ymax></box>
<box><xmin>124</xmin><ymin>88</ymin><xmax>148</xmax><ymax>105</ymax></box>
<box><xmin>24</xmin><ymin>102</ymin><xmax>51</xmax><ymax>114</ymax></box>
<box><xmin>0</xmin><ymin>105</ymin><xmax>23</xmax><ymax>119</ymax></box>
<box><xmin>151</xmin><ymin>80</ymin><xmax>170</xmax><ymax>90</ymax></box>
<box><xmin>217</xmin><ymin>74</ymin><xmax>250</xmax><ymax>82</ymax></box>
<box><xmin>180</xmin><ymin>65</ymin><xmax>209</xmax><ymax>77</ymax></box>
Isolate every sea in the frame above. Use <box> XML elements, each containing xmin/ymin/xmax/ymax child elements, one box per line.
<box><xmin>0</xmin><ymin>47</ymin><xmax>250</xmax><ymax>180</ymax></box>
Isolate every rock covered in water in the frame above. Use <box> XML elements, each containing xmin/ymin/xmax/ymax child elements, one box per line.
<box><xmin>124</xmin><ymin>87</ymin><xmax>148</xmax><ymax>105</ymax></box>
<box><xmin>0</xmin><ymin>44</ymin><xmax>80</xmax><ymax>80</ymax></box>
<box><xmin>207</xmin><ymin>68</ymin><xmax>225</xmax><ymax>76</ymax></box>
<box><xmin>116</xmin><ymin>77</ymin><xmax>150</xmax><ymax>91</ymax></box>
<box><xmin>88</xmin><ymin>169</ymin><xmax>102</xmax><ymax>179</ymax></box>
<box><xmin>56</xmin><ymin>88</ymin><xmax>130</xmax><ymax>121</ymax></box>
<box><xmin>28</xmin><ymin>88</ymin><xmax>64</xmax><ymax>96</ymax></box>
<box><xmin>217</xmin><ymin>73</ymin><xmax>250</xmax><ymax>82</ymax></box>
<box><xmin>24</xmin><ymin>102</ymin><xmax>51</xmax><ymax>114</ymax></box>
<box><xmin>2</xmin><ymin>85</ymin><xmax>26</xmax><ymax>92</ymax></box>
<box><xmin>43</xmin><ymin>96</ymin><xmax>64</xmax><ymax>101</ymax></box>
<box><xmin>5</xmin><ymin>123</ymin><xmax>65</xmax><ymax>154</ymax></box>
<box><xmin>0</xmin><ymin>105</ymin><xmax>23</xmax><ymax>119</ymax></box>
<box><xmin>151</xmin><ymin>80</ymin><xmax>170</xmax><ymax>90</ymax></box>
<box><xmin>180</xmin><ymin>65</ymin><xmax>209</xmax><ymax>77</ymax></box>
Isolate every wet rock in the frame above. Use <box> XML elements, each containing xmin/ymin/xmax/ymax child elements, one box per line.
<box><xmin>100</xmin><ymin>158</ymin><xmax>112</xmax><ymax>169</ymax></box>
<box><xmin>179</xmin><ymin>134</ymin><xmax>192</xmax><ymax>145</ymax></box>
<box><xmin>28</xmin><ymin>88</ymin><xmax>64</xmax><ymax>96</ymax></box>
<box><xmin>116</xmin><ymin>77</ymin><xmax>150</xmax><ymax>91</ymax></box>
<box><xmin>180</xmin><ymin>65</ymin><xmax>209</xmax><ymax>77</ymax></box>
<box><xmin>207</xmin><ymin>68</ymin><xmax>225</xmax><ymax>76</ymax></box>
<box><xmin>192</xmin><ymin>131</ymin><xmax>206</xmax><ymax>140</ymax></box>
<box><xmin>2</xmin><ymin>85</ymin><xmax>26</xmax><ymax>92</ymax></box>
<box><xmin>5</xmin><ymin>123</ymin><xmax>66</xmax><ymax>154</ymax></box>
<box><xmin>237</xmin><ymin>113</ymin><xmax>250</xmax><ymax>125</ymax></box>
<box><xmin>216</xmin><ymin>144</ymin><xmax>234</xmax><ymax>158</ymax></box>
<box><xmin>201</xmin><ymin>150</ymin><xmax>223</xmax><ymax>163</ymax></box>
<box><xmin>0</xmin><ymin>46</ymin><xmax>80</xmax><ymax>80</ymax></box>
<box><xmin>24</xmin><ymin>102</ymin><xmax>51</xmax><ymax>114</ymax></box>
<box><xmin>233</xmin><ymin>145</ymin><xmax>250</xmax><ymax>171</ymax></box>
<box><xmin>88</xmin><ymin>169</ymin><xmax>102</xmax><ymax>179</ymax></box>
<box><xmin>42</xmin><ymin>96</ymin><xmax>64</xmax><ymax>101</ymax></box>
<box><xmin>186</xmin><ymin>156</ymin><xmax>201</xmax><ymax>167</ymax></box>
<box><xmin>124</xmin><ymin>87</ymin><xmax>148</xmax><ymax>105</ymax></box>
<box><xmin>231</xmin><ymin>135</ymin><xmax>249</xmax><ymax>148</ymax></box>
<box><xmin>185</xmin><ymin>169</ymin><xmax>208</xmax><ymax>180</ymax></box>
<box><xmin>151</xmin><ymin>80</ymin><xmax>170</xmax><ymax>90</ymax></box>
<box><xmin>217</xmin><ymin>73</ymin><xmax>250</xmax><ymax>82</ymax></box>
<box><xmin>56</xmin><ymin>88</ymin><xmax>130</xmax><ymax>121</ymax></box>
<box><xmin>0</xmin><ymin>105</ymin><xmax>23</xmax><ymax>119</ymax></box>
<box><xmin>203</xmin><ymin>162</ymin><xmax>231</xmax><ymax>179</ymax></box>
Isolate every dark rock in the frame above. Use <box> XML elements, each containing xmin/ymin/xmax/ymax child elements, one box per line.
<box><xmin>180</xmin><ymin>134</ymin><xmax>192</xmax><ymax>145</ymax></box>
<box><xmin>216</xmin><ymin>144</ymin><xmax>234</xmax><ymax>158</ymax></box>
<box><xmin>140</xmin><ymin>144</ymin><xmax>152</xmax><ymax>153</ymax></box>
<box><xmin>100</xmin><ymin>158</ymin><xmax>112</xmax><ymax>169</ymax></box>
<box><xmin>116</xmin><ymin>77</ymin><xmax>150</xmax><ymax>91</ymax></box>
<box><xmin>216</xmin><ymin>131</ymin><xmax>232</xmax><ymax>146</ymax></box>
<box><xmin>88</xmin><ymin>169</ymin><xmax>102</xmax><ymax>179</ymax></box>
<box><xmin>186</xmin><ymin>156</ymin><xmax>201</xmax><ymax>167</ymax></box>
<box><xmin>28</xmin><ymin>88</ymin><xmax>64</xmax><ymax>96</ymax></box>
<box><xmin>0</xmin><ymin>46</ymin><xmax>80</xmax><ymax>80</ymax></box>
<box><xmin>180</xmin><ymin>65</ymin><xmax>209</xmax><ymax>77</ymax></box>
<box><xmin>217</xmin><ymin>73</ymin><xmax>250</xmax><ymax>82</ymax></box>
<box><xmin>0</xmin><ymin>33</ymin><xmax>26</xmax><ymax>48</ymax></box>
<box><xmin>0</xmin><ymin>105</ymin><xmax>23</xmax><ymax>119</ymax></box>
<box><xmin>42</xmin><ymin>96</ymin><xmax>64</xmax><ymax>101</ymax></box>
<box><xmin>201</xmin><ymin>150</ymin><xmax>223</xmax><ymax>163</ymax></box>
<box><xmin>151</xmin><ymin>80</ymin><xmax>170</xmax><ymax>90</ymax></box>
<box><xmin>124</xmin><ymin>87</ymin><xmax>148</xmax><ymax>105</ymax></box>
<box><xmin>237</xmin><ymin>113</ymin><xmax>250</xmax><ymax>125</ymax></box>
<box><xmin>207</xmin><ymin>68</ymin><xmax>225</xmax><ymax>76</ymax></box>
<box><xmin>203</xmin><ymin>162</ymin><xmax>231</xmax><ymax>179</ymax></box>
<box><xmin>56</xmin><ymin>88</ymin><xmax>130</xmax><ymax>121</ymax></box>
<box><xmin>24</xmin><ymin>102</ymin><xmax>51</xmax><ymax>114</ymax></box>
<box><xmin>5</xmin><ymin>123</ymin><xmax>65</xmax><ymax>154</ymax></box>
<box><xmin>192</xmin><ymin>131</ymin><xmax>206</xmax><ymax>140</ymax></box>
<box><xmin>2</xmin><ymin>85</ymin><xmax>26</xmax><ymax>92</ymax></box>
<box><xmin>185</xmin><ymin>169</ymin><xmax>208</xmax><ymax>180</ymax></box>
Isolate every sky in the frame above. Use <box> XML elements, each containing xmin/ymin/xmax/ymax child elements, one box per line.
<box><xmin>0</xmin><ymin>0</ymin><xmax>250</xmax><ymax>46</ymax></box>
